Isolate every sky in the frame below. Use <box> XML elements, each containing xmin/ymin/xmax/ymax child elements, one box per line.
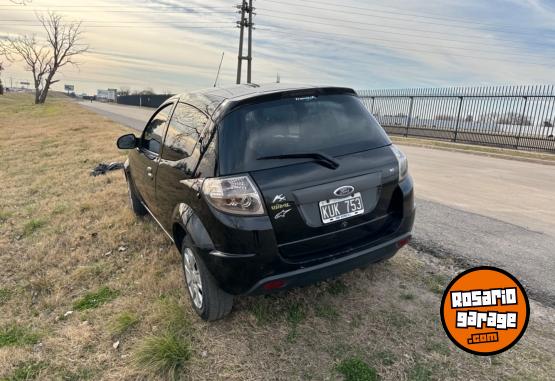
<box><xmin>1</xmin><ymin>0</ymin><xmax>554</xmax><ymax>95</ymax></box>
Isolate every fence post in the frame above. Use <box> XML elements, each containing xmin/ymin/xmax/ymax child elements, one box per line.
<box><xmin>371</xmin><ymin>97</ymin><xmax>375</xmax><ymax>113</ymax></box>
<box><xmin>516</xmin><ymin>96</ymin><xmax>528</xmax><ymax>150</ymax></box>
<box><xmin>454</xmin><ymin>96</ymin><xmax>464</xmax><ymax>142</ymax></box>
<box><xmin>406</xmin><ymin>96</ymin><xmax>414</xmax><ymax>137</ymax></box>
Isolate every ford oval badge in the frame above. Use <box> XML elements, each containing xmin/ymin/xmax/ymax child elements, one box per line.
<box><xmin>333</xmin><ymin>185</ymin><xmax>354</xmax><ymax>197</ymax></box>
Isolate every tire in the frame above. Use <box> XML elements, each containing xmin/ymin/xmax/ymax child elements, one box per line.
<box><xmin>126</xmin><ymin>175</ymin><xmax>147</xmax><ymax>217</ymax></box>
<box><xmin>181</xmin><ymin>238</ymin><xmax>233</xmax><ymax>321</ymax></box>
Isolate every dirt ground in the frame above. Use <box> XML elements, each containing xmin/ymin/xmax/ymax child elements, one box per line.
<box><xmin>1</xmin><ymin>93</ymin><xmax>554</xmax><ymax>380</ymax></box>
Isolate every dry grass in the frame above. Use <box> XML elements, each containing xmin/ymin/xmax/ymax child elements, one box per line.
<box><xmin>1</xmin><ymin>93</ymin><xmax>554</xmax><ymax>380</ymax></box>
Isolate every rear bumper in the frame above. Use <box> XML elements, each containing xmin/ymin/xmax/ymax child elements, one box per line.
<box><xmin>244</xmin><ymin>232</ymin><xmax>411</xmax><ymax>295</ymax></box>
<box><xmin>197</xmin><ymin>175</ymin><xmax>415</xmax><ymax>295</ymax></box>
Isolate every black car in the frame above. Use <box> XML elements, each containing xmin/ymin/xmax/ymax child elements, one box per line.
<box><xmin>117</xmin><ymin>84</ymin><xmax>415</xmax><ymax>321</ymax></box>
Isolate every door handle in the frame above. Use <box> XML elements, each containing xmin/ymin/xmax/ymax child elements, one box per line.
<box><xmin>146</xmin><ymin>166</ymin><xmax>153</xmax><ymax>177</ymax></box>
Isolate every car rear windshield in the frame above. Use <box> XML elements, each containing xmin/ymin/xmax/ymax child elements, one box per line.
<box><xmin>218</xmin><ymin>93</ymin><xmax>391</xmax><ymax>175</ymax></box>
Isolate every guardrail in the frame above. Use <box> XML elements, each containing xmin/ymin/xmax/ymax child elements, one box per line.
<box><xmin>358</xmin><ymin>85</ymin><xmax>555</xmax><ymax>152</ymax></box>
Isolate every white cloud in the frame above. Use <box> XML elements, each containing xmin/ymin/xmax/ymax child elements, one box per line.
<box><xmin>1</xmin><ymin>0</ymin><xmax>554</xmax><ymax>94</ymax></box>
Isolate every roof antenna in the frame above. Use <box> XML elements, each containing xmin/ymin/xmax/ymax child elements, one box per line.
<box><xmin>213</xmin><ymin>52</ymin><xmax>224</xmax><ymax>88</ymax></box>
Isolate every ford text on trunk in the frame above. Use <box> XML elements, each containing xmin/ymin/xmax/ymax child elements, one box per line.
<box><xmin>116</xmin><ymin>84</ymin><xmax>415</xmax><ymax>321</ymax></box>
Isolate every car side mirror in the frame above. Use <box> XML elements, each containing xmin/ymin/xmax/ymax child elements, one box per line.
<box><xmin>117</xmin><ymin>134</ymin><xmax>137</xmax><ymax>149</ymax></box>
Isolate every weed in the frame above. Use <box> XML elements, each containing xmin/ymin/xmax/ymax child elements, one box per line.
<box><xmin>425</xmin><ymin>273</ymin><xmax>449</xmax><ymax>295</ymax></box>
<box><xmin>57</xmin><ymin>367</ymin><xmax>95</xmax><ymax>381</ymax></box>
<box><xmin>4</xmin><ymin>361</ymin><xmax>47</xmax><ymax>381</ymax></box>
<box><xmin>110</xmin><ymin>312</ymin><xmax>140</xmax><ymax>336</ymax></box>
<box><xmin>384</xmin><ymin>310</ymin><xmax>411</xmax><ymax>329</ymax></box>
<box><xmin>73</xmin><ymin>287</ymin><xmax>119</xmax><ymax>311</ymax></box>
<box><xmin>0</xmin><ymin>210</ymin><xmax>13</xmax><ymax>224</ymax></box>
<box><xmin>249</xmin><ymin>297</ymin><xmax>277</xmax><ymax>325</ymax></box>
<box><xmin>285</xmin><ymin>302</ymin><xmax>307</xmax><ymax>343</ymax></box>
<box><xmin>408</xmin><ymin>361</ymin><xmax>434</xmax><ymax>381</ymax></box>
<box><xmin>326</xmin><ymin>280</ymin><xmax>348</xmax><ymax>295</ymax></box>
<box><xmin>157</xmin><ymin>297</ymin><xmax>191</xmax><ymax>334</ymax></box>
<box><xmin>287</xmin><ymin>302</ymin><xmax>307</xmax><ymax>326</ymax></box>
<box><xmin>400</xmin><ymin>292</ymin><xmax>415</xmax><ymax>300</ymax></box>
<box><xmin>0</xmin><ymin>324</ymin><xmax>40</xmax><ymax>348</ymax></box>
<box><xmin>22</xmin><ymin>218</ymin><xmax>46</xmax><ymax>236</ymax></box>
<box><xmin>425</xmin><ymin>340</ymin><xmax>450</xmax><ymax>356</ymax></box>
<box><xmin>374</xmin><ymin>351</ymin><xmax>396</xmax><ymax>366</ymax></box>
<box><xmin>336</xmin><ymin>357</ymin><xmax>379</xmax><ymax>381</ymax></box>
<box><xmin>135</xmin><ymin>332</ymin><xmax>192</xmax><ymax>379</ymax></box>
<box><xmin>51</xmin><ymin>203</ymin><xmax>69</xmax><ymax>215</ymax></box>
<box><xmin>79</xmin><ymin>203</ymin><xmax>92</xmax><ymax>213</ymax></box>
<box><xmin>0</xmin><ymin>288</ymin><xmax>12</xmax><ymax>305</ymax></box>
<box><xmin>315</xmin><ymin>303</ymin><xmax>339</xmax><ymax>320</ymax></box>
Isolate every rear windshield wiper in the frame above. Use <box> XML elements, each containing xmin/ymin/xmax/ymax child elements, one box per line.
<box><xmin>257</xmin><ymin>152</ymin><xmax>339</xmax><ymax>169</ymax></box>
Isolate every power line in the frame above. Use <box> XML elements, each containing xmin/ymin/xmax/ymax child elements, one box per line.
<box><xmin>256</xmin><ymin>8</ymin><xmax>536</xmax><ymax>47</ymax></box>
<box><xmin>264</xmin><ymin>0</ymin><xmax>552</xmax><ymax>31</ymax></box>
<box><xmin>256</xmin><ymin>16</ymin><xmax>552</xmax><ymax>60</ymax></box>
<box><xmin>262</xmin><ymin>0</ymin><xmax>551</xmax><ymax>37</ymax></box>
<box><xmin>256</xmin><ymin>28</ymin><xmax>552</xmax><ymax>67</ymax></box>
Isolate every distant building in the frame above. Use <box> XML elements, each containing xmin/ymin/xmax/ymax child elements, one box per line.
<box><xmin>97</xmin><ymin>89</ymin><xmax>117</xmax><ymax>102</ymax></box>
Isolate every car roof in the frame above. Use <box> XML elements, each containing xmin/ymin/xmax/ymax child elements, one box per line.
<box><xmin>168</xmin><ymin>83</ymin><xmax>356</xmax><ymax>118</ymax></box>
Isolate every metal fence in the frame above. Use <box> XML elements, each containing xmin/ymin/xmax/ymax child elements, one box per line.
<box><xmin>117</xmin><ymin>94</ymin><xmax>173</xmax><ymax>108</ymax></box>
<box><xmin>358</xmin><ymin>85</ymin><xmax>555</xmax><ymax>152</ymax></box>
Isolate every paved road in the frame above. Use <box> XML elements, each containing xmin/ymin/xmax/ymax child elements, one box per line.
<box><xmin>398</xmin><ymin>145</ymin><xmax>555</xmax><ymax>305</ymax></box>
<box><xmin>79</xmin><ymin>101</ymin><xmax>555</xmax><ymax>305</ymax></box>
<box><xmin>79</xmin><ymin>101</ymin><xmax>153</xmax><ymax>131</ymax></box>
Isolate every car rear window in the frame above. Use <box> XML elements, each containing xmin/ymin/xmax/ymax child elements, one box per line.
<box><xmin>218</xmin><ymin>94</ymin><xmax>391</xmax><ymax>174</ymax></box>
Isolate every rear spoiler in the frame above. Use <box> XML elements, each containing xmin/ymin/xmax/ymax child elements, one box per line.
<box><xmin>215</xmin><ymin>87</ymin><xmax>357</xmax><ymax>122</ymax></box>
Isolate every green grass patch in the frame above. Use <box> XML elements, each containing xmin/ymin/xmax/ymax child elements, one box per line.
<box><xmin>51</xmin><ymin>203</ymin><xmax>69</xmax><ymax>216</ymax></box>
<box><xmin>400</xmin><ymin>292</ymin><xmax>415</xmax><ymax>300</ymax></box>
<box><xmin>286</xmin><ymin>302</ymin><xmax>307</xmax><ymax>342</ymax></box>
<box><xmin>0</xmin><ymin>288</ymin><xmax>12</xmax><ymax>305</ymax></box>
<box><xmin>0</xmin><ymin>210</ymin><xmax>13</xmax><ymax>224</ymax></box>
<box><xmin>22</xmin><ymin>218</ymin><xmax>47</xmax><ymax>237</ymax></box>
<box><xmin>315</xmin><ymin>303</ymin><xmax>339</xmax><ymax>320</ymax></box>
<box><xmin>424</xmin><ymin>340</ymin><xmax>450</xmax><ymax>356</ymax></box>
<box><xmin>336</xmin><ymin>357</ymin><xmax>379</xmax><ymax>381</ymax></box>
<box><xmin>110</xmin><ymin>312</ymin><xmax>140</xmax><ymax>336</ymax></box>
<box><xmin>135</xmin><ymin>332</ymin><xmax>192</xmax><ymax>379</ymax></box>
<box><xmin>408</xmin><ymin>361</ymin><xmax>434</xmax><ymax>381</ymax></box>
<box><xmin>73</xmin><ymin>287</ymin><xmax>119</xmax><ymax>311</ymax></box>
<box><xmin>326</xmin><ymin>279</ymin><xmax>349</xmax><ymax>295</ymax></box>
<box><xmin>4</xmin><ymin>360</ymin><xmax>47</xmax><ymax>381</ymax></box>
<box><xmin>56</xmin><ymin>367</ymin><xmax>96</xmax><ymax>381</ymax></box>
<box><xmin>157</xmin><ymin>297</ymin><xmax>191</xmax><ymax>334</ymax></box>
<box><xmin>424</xmin><ymin>273</ymin><xmax>449</xmax><ymax>295</ymax></box>
<box><xmin>249</xmin><ymin>297</ymin><xmax>277</xmax><ymax>326</ymax></box>
<box><xmin>287</xmin><ymin>302</ymin><xmax>307</xmax><ymax>326</ymax></box>
<box><xmin>373</xmin><ymin>351</ymin><xmax>396</xmax><ymax>366</ymax></box>
<box><xmin>0</xmin><ymin>324</ymin><xmax>40</xmax><ymax>348</ymax></box>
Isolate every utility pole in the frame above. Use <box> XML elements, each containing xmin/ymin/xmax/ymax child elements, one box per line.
<box><xmin>236</xmin><ymin>0</ymin><xmax>254</xmax><ymax>84</ymax></box>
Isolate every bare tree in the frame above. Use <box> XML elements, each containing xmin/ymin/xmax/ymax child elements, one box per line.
<box><xmin>118</xmin><ymin>86</ymin><xmax>130</xmax><ymax>96</ymax></box>
<box><xmin>1</xmin><ymin>12</ymin><xmax>87</xmax><ymax>104</ymax></box>
<box><xmin>10</xmin><ymin>0</ymin><xmax>33</xmax><ymax>4</ymax></box>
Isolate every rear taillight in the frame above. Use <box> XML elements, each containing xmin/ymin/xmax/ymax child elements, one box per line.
<box><xmin>202</xmin><ymin>175</ymin><xmax>265</xmax><ymax>216</ymax></box>
<box><xmin>391</xmin><ymin>145</ymin><xmax>408</xmax><ymax>181</ymax></box>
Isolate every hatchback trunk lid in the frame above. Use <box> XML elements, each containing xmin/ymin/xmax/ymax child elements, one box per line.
<box><xmin>250</xmin><ymin>146</ymin><xmax>402</xmax><ymax>263</ymax></box>
<box><xmin>217</xmin><ymin>90</ymin><xmax>404</xmax><ymax>262</ymax></box>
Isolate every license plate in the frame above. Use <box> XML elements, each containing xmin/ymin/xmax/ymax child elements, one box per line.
<box><xmin>319</xmin><ymin>192</ymin><xmax>364</xmax><ymax>224</ymax></box>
